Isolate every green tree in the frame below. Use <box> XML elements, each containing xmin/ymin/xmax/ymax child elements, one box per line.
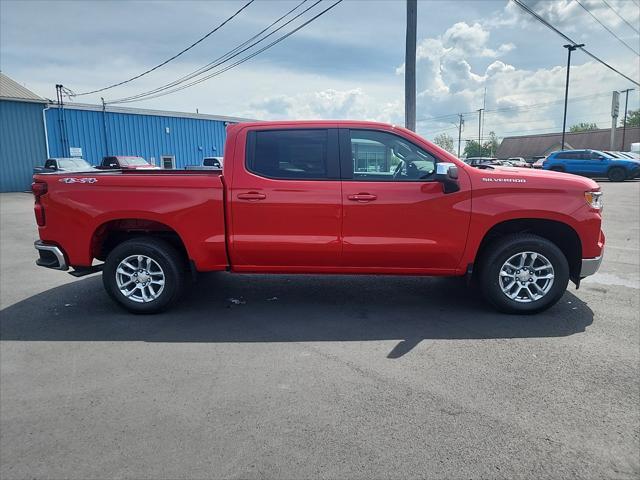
<box><xmin>569</xmin><ymin>122</ymin><xmax>598</xmax><ymax>132</ymax></box>
<box><xmin>487</xmin><ymin>131</ymin><xmax>500</xmax><ymax>156</ymax></box>
<box><xmin>463</xmin><ymin>131</ymin><xmax>500</xmax><ymax>158</ymax></box>
<box><xmin>433</xmin><ymin>132</ymin><xmax>454</xmax><ymax>154</ymax></box>
<box><xmin>463</xmin><ymin>140</ymin><xmax>491</xmax><ymax>158</ymax></box>
<box><xmin>620</xmin><ymin>109</ymin><xmax>640</xmax><ymax>127</ymax></box>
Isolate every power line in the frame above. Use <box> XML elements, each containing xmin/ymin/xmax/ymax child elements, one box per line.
<box><xmin>486</xmin><ymin>111</ymin><xmax>611</xmax><ymax>125</ymax></box>
<box><xmin>601</xmin><ymin>0</ymin><xmax>640</xmax><ymax>35</ymax></box>
<box><xmin>484</xmin><ymin>91</ymin><xmax>611</xmax><ymax>114</ymax></box>
<box><xmin>72</xmin><ymin>0</ymin><xmax>256</xmax><ymax>96</ymax></box>
<box><xmin>417</xmin><ymin>113</ymin><xmax>464</xmax><ymax>123</ymax></box>
<box><xmin>574</xmin><ymin>0</ymin><xmax>639</xmax><ymax>56</ymax></box>
<box><xmin>481</xmin><ymin>116</ymin><xmax>616</xmax><ymax>136</ymax></box>
<box><xmin>109</xmin><ymin>0</ymin><xmax>345</xmax><ymax>105</ymax></box>
<box><xmin>108</xmin><ymin>0</ymin><xmax>319</xmax><ymax>104</ymax></box>
<box><xmin>419</xmin><ymin>91</ymin><xmax>612</xmax><ymax>127</ymax></box>
<box><xmin>511</xmin><ymin>0</ymin><xmax>639</xmax><ymax>87</ymax></box>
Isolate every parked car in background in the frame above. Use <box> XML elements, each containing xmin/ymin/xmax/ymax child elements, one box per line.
<box><xmin>33</xmin><ymin>157</ymin><xmax>97</xmax><ymax>175</ymax></box>
<box><xmin>98</xmin><ymin>156</ymin><xmax>160</xmax><ymax>170</ymax></box>
<box><xmin>32</xmin><ymin>120</ymin><xmax>605</xmax><ymax>315</ymax></box>
<box><xmin>604</xmin><ymin>151</ymin><xmax>640</xmax><ymax>160</ymax></box>
<box><xmin>185</xmin><ymin>156</ymin><xmax>223</xmax><ymax>170</ymax></box>
<box><xmin>532</xmin><ymin>157</ymin><xmax>546</xmax><ymax>169</ymax></box>
<box><xmin>464</xmin><ymin>157</ymin><xmax>499</xmax><ymax>168</ymax></box>
<box><xmin>506</xmin><ymin>157</ymin><xmax>532</xmax><ymax>168</ymax></box>
<box><xmin>544</xmin><ymin>149</ymin><xmax>640</xmax><ymax>182</ymax></box>
<box><xmin>496</xmin><ymin>160</ymin><xmax>515</xmax><ymax>167</ymax></box>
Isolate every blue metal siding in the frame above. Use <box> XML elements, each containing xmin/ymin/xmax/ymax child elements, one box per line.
<box><xmin>0</xmin><ymin>100</ymin><xmax>47</xmax><ymax>192</ymax></box>
<box><xmin>45</xmin><ymin>107</ymin><xmax>227</xmax><ymax>168</ymax></box>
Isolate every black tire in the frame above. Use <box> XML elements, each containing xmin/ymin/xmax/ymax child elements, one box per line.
<box><xmin>607</xmin><ymin>167</ymin><xmax>626</xmax><ymax>182</ymax></box>
<box><xmin>550</xmin><ymin>166</ymin><xmax>564</xmax><ymax>172</ymax></box>
<box><xmin>478</xmin><ymin>234</ymin><xmax>569</xmax><ymax>314</ymax></box>
<box><xmin>103</xmin><ymin>237</ymin><xmax>185</xmax><ymax>314</ymax></box>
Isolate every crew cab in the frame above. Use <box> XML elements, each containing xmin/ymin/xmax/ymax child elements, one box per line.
<box><xmin>98</xmin><ymin>155</ymin><xmax>159</xmax><ymax>170</ymax></box>
<box><xmin>32</xmin><ymin>121</ymin><xmax>605</xmax><ymax>314</ymax></box>
<box><xmin>544</xmin><ymin>149</ymin><xmax>640</xmax><ymax>182</ymax></box>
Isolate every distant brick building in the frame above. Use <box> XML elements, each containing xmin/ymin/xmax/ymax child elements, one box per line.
<box><xmin>496</xmin><ymin>127</ymin><xmax>640</xmax><ymax>161</ymax></box>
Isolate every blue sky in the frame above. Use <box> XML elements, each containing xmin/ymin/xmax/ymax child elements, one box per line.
<box><xmin>1</xmin><ymin>0</ymin><xmax>638</xmax><ymax>141</ymax></box>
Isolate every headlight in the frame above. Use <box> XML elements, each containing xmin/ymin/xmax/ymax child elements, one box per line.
<box><xmin>585</xmin><ymin>190</ymin><xmax>603</xmax><ymax>211</ymax></box>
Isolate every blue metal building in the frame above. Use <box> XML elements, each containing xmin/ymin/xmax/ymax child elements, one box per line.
<box><xmin>1</xmin><ymin>72</ymin><xmax>251</xmax><ymax>192</ymax></box>
<box><xmin>0</xmin><ymin>73</ymin><xmax>48</xmax><ymax>192</ymax></box>
<box><xmin>45</xmin><ymin>104</ymin><xmax>249</xmax><ymax>169</ymax></box>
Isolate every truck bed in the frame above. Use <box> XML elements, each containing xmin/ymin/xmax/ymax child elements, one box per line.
<box><xmin>32</xmin><ymin>170</ymin><xmax>228</xmax><ymax>271</ymax></box>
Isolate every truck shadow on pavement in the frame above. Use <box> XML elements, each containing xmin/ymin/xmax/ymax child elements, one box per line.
<box><xmin>0</xmin><ymin>272</ymin><xmax>594</xmax><ymax>358</ymax></box>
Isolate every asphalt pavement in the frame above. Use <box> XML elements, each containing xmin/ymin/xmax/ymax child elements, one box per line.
<box><xmin>1</xmin><ymin>181</ymin><xmax>638</xmax><ymax>479</ymax></box>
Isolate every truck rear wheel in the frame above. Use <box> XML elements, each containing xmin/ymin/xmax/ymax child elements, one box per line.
<box><xmin>479</xmin><ymin>234</ymin><xmax>569</xmax><ymax>314</ymax></box>
<box><xmin>103</xmin><ymin>237</ymin><xmax>185</xmax><ymax>314</ymax></box>
<box><xmin>607</xmin><ymin>167</ymin><xmax>626</xmax><ymax>182</ymax></box>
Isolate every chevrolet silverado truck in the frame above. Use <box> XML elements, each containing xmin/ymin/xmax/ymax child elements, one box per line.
<box><xmin>32</xmin><ymin>121</ymin><xmax>605</xmax><ymax>314</ymax></box>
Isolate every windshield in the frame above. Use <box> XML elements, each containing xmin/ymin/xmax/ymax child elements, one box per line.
<box><xmin>58</xmin><ymin>158</ymin><xmax>91</xmax><ymax>169</ymax></box>
<box><xmin>119</xmin><ymin>157</ymin><xmax>149</xmax><ymax>166</ymax></box>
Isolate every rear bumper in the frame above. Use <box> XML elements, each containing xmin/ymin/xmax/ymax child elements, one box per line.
<box><xmin>34</xmin><ymin>240</ymin><xmax>68</xmax><ymax>271</ymax></box>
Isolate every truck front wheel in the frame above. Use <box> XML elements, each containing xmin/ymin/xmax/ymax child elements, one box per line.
<box><xmin>479</xmin><ymin>234</ymin><xmax>569</xmax><ymax>314</ymax></box>
<box><xmin>103</xmin><ymin>237</ymin><xmax>185</xmax><ymax>314</ymax></box>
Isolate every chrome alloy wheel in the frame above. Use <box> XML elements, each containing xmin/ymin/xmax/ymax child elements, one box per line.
<box><xmin>115</xmin><ymin>255</ymin><xmax>165</xmax><ymax>303</ymax></box>
<box><xmin>499</xmin><ymin>251</ymin><xmax>555</xmax><ymax>303</ymax></box>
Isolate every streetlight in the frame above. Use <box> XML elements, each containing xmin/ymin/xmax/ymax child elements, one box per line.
<box><xmin>561</xmin><ymin>43</ymin><xmax>585</xmax><ymax>151</ymax></box>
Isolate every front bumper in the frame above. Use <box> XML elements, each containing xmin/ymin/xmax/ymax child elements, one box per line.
<box><xmin>34</xmin><ymin>240</ymin><xmax>68</xmax><ymax>271</ymax></box>
<box><xmin>580</xmin><ymin>251</ymin><xmax>603</xmax><ymax>278</ymax></box>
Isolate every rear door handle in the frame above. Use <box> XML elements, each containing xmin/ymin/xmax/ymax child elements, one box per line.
<box><xmin>347</xmin><ymin>193</ymin><xmax>377</xmax><ymax>202</ymax></box>
<box><xmin>237</xmin><ymin>192</ymin><xmax>266</xmax><ymax>201</ymax></box>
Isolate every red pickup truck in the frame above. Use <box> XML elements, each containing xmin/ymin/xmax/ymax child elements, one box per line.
<box><xmin>32</xmin><ymin>121</ymin><xmax>604</xmax><ymax>314</ymax></box>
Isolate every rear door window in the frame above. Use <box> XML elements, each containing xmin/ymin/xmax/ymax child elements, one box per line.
<box><xmin>246</xmin><ymin>129</ymin><xmax>338</xmax><ymax>180</ymax></box>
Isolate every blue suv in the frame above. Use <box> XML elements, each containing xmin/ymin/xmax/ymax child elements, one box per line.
<box><xmin>543</xmin><ymin>149</ymin><xmax>640</xmax><ymax>182</ymax></box>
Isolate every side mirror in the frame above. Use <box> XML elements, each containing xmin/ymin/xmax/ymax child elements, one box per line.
<box><xmin>435</xmin><ymin>162</ymin><xmax>460</xmax><ymax>193</ymax></box>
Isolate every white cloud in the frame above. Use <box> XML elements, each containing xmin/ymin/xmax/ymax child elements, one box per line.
<box><xmin>406</xmin><ymin>15</ymin><xmax>639</xmax><ymax>142</ymax></box>
<box><xmin>247</xmin><ymin>88</ymin><xmax>403</xmax><ymax>124</ymax></box>
<box><xmin>490</xmin><ymin>0</ymin><xmax>640</xmax><ymax>34</ymax></box>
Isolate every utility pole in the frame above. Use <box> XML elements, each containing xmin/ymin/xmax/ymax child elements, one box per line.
<box><xmin>55</xmin><ymin>84</ymin><xmax>68</xmax><ymax>156</ymax></box>
<box><xmin>101</xmin><ymin>97</ymin><xmax>109</xmax><ymax>156</ymax></box>
<box><xmin>457</xmin><ymin>114</ymin><xmax>464</xmax><ymax>157</ymax></box>
<box><xmin>404</xmin><ymin>0</ymin><xmax>417</xmax><ymax>132</ymax></box>
<box><xmin>620</xmin><ymin>88</ymin><xmax>634</xmax><ymax>150</ymax></box>
<box><xmin>611</xmin><ymin>90</ymin><xmax>620</xmax><ymax>149</ymax></box>
<box><xmin>481</xmin><ymin>87</ymin><xmax>487</xmax><ymax>143</ymax></box>
<box><xmin>477</xmin><ymin>108</ymin><xmax>484</xmax><ymax>155</ymax></box>
<box><xmin>561</xmin><ymin>43</ymin><xmax>584</xmax><ymax>150</ymax></box>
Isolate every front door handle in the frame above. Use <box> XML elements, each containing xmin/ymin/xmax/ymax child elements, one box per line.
<box><xmin>347</xmin><ymin>193</ymin><xmax>377</xmax><ymax>202</ymax></box>
<box><xmin>237</xmin><ymin>192</ymin><xmax>266</xmax><ymax>201</ymax></box>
